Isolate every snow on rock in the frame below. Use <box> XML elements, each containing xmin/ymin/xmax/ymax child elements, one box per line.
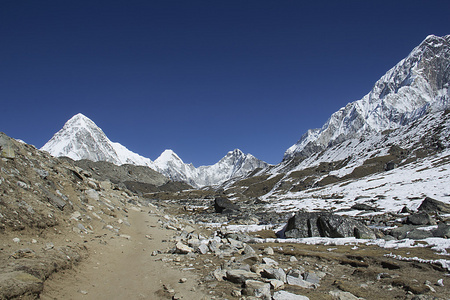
<box><xmin>154</xmin><ymin>148</ymin><xmax>269</xmax><ymax>188</ymax></box>
<box><xmin>285</xmin><ymin>35</ymin><xmax>450</xmax><ymax>160</ymax></box>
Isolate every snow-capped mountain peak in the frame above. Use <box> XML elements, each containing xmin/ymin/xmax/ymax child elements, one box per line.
<box><xmin>42</xmin><ymin>114</ymin><xmax>268</xmax><ymax>188</ymax></box>
<box><xmin>154</xmin><ymin>149</ymin><xmax>184</xmax><ymax>167</ymax></box>
<box><xmin>285</xmin><ymin>34</ymin><xmax>450</xmax><ymax>160</ymax></box>
<box><xmin>41</xmin><ymin>113</ymin><xmax>154</xmax><ymax>168</ymax></box>
<box><xmin>152</xmin><ymin>148</ymin><xmax>269</xmax><ymax>188</ymax></box>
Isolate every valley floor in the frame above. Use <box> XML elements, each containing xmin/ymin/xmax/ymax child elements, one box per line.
<box><xmin>39</xmin><ymin>208</ymin><xmax>208</xmax><ymax>300</ymax></box>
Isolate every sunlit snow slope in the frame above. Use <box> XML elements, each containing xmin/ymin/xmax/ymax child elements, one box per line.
<box><xmin>285</xmin><ymin>35</ymin><xmax>450</xmax><ymax>160</ymax></box>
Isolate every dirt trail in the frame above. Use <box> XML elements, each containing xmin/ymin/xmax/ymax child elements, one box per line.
<box><xmin>40</xmin><ymin>209</ymin><xmax>207</xmax><ymax>300</ymax></box>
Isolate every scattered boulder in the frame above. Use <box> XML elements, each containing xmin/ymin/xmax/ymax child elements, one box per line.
<box><xmin>273</xmin><ymin>291</ymin><xmax>310</xmax><ymax>300</ymax></box>
<box><xmin>351</xmin><ymin>203</ymin><xmax>379</xmax><ymax>212</ymax></box>
<box><xmin>261</xmin><ymin>267</ymin><xmax>287</xmax><ymax>283</ymax></box>
<box><xmin>406</xmin><ymin>212</ymin><xmax>435</xmax><ymax>225</ymax></box>
<box><xmin>214</xmin><ymin>196</ymin><xmax>240</xmax><ymax>214</ymax></box>
<box><xmin>175</xmin><ymin>242</ymin><xmax>194</xmax><ymax>254</ymax></box>
<box><xmin>417</xmin><ymin>197</ymin><xmax>450</xmax><ymax>214</ymax></box>
<box><xmin>225</xmin><ymin>269</ymin><xmax>259</xmax><ymax>284</ymax></box>
<box><xmin>286</xmin><ymin>275</ymin><xmax>314</xmax><ymax>288</ymax></box>
<box><xmin>280</xmin><ymin>212</ymin><xmax>376</xmax><ymax>239</ymax></box>
<box><xmin>432</xmin><ymin>223</ymin><xmax>450</xmax><ymax>238</ymax></box>
<box><xmin>329</xmin><ymin>290</ymin><xmax>361</xmax><ymax>300</ymax></box>
<box><xmin>242</xmin><ymin>280</ymin><xmax>271</xmax><ymax>300</ymax></box>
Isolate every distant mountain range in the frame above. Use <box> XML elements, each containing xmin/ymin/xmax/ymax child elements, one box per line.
<box><xmin>42</xmin><ymin>35</ymin><xmax>449</xmax><ymax>192</ymax></box>
<box><xmin>41</xmin><ymin>113</ymin><xmax>268</xmax><ymax>188</ymax></box>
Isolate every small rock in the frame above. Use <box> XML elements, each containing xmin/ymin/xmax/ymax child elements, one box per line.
<box><xmin>243</xmin><ymin>244</ymin><xmax>256</xmax><ymax>255</ymax></box>
<box><xmin>437</xmin><ymin>279</ymin><xmax>444</xmax><ymax>287</ymax></box>
<box><xmin>10</xmin><ymin>248</ymin><xmax>36</xmax><ymax>259</ymax></box>
<box><xmin>175</xmin><ymin>242</ymin><xmax>194</xmax><ymax>254</ymax></box>
<box><xmin>261</xmin><ymin>267</ymin><xmax>287</xmax><ymax>283</ymax></box>
<box><xmin>286</xmin><ymin>275</ymin><xmax>314</xmax><ymax>288</ymax></box>
<box><xmin>242</xmin><ymin>280</ymin><xmax>271</xmax><ymax>300</ymax></box>
<box><xmin>44</xmin><ymin>242</ymin><xmax>54</xmax><ymax>250</ymax></box>
<box><xmin>12</xmin><ymin>237</ymin><xmax>20</xmax><ymax>243</ymax></box>
<box><xmin>263</xmin><ymin>247</ymin><xmax>274</xmax><ymax>255</ymax></box>
<box><xmin>70</xmin><ymin>211</ymin><xmax>82</xmax><ymax>220</ymax></box>
<box><xmin>119</xmin><ymin>234</ymin><xmax>131</xmax><ymax>240</ymax></box>
<box><xmin>304</xmin><ymin>272</ymin><xmax>321</xmax><ymax>284</ymax></box>
<box><xmin>268</xmin><ymin>279</ymin><xmax>285</xmax><ymax>290</ymax></box>
<box><xmin>273</xmin><ymin>290</ymin><xmax>310</xmax><ymax>299</ymax></box>
<box><xmin>262</xmin><ymin>257</ymin><xmax>278</xmax><ymax>266</ymax></box>
<box><xmin>290</xmin><ymin>256</ymin><xmax>298</xmax><ymax>262</ymax></box>
<box><xmin>197</xmin><ymin>243</ymin><xmax>209</xmax><ymax>254</ymax></box>
<box><xmin>329</xmin><ymin>290</ymin><xmax>360</xmax><ymax>300</ymax></box>
<box><xmin>78</xmin><ymin>290</ymin><xmax>88</xmax><ymax>295</ymax></box>
<box><xmin>225</xmin><ymin>269</ymin><xmax>259</xmax><ymax>284</ymax></box>
<box><xmin>231</xmin><ymin>289</ymin><xmax>242</xmax><ymax>297</ymax></box>
<box><xmin>179</xmin><ymin>278</ymin><xmax>187</xmax><ymax>283</ymax></box>
<box><xmin>212</xmin><ymin>267</ymin><xmax>226</xmax><ymax>281</ymax></box>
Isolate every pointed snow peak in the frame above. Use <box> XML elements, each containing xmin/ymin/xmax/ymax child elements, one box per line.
<box><xmin>228</xmin><ymin>149</ymin><xmax>244</xmax><ymax>157</ymax></box>
<box><xmin>155</xmin><ymin>149</ymin><xmax>183</xmax><ymax>164</ymax></box>
<box><xmin>66</xmin><ymin>113</ymin><xmax>93</xmax><ymax>126</ymax></box>
<box><xmin>41</xmin><ymin>114</ymin><xmax>154</xmax><ymax>168</ymax></box>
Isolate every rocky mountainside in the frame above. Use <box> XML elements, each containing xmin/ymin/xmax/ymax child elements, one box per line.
<box><xmin>226</xmin><ymin>35</ymin><xmax>450</xmax><ymax>209</ymax></box>
<box><xmin>41</xmin><ymin>114</ymin><xmax>268</xmax><ymax>188</ymax></box>
<box><xmin>285</xmin><ymin>34</ymin><xmax>450</xmax><ymax>161</ymax></box>
<box><xmin>3</xmin><ymin>130</ymin><xmax>450</xmax><ymax>299</ymax></box>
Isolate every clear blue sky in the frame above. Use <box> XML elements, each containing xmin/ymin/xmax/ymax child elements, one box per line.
<box><xmin>1</xmin><ymin>1</ymin><xmax>449</xmax><ymax>166</ymax></box>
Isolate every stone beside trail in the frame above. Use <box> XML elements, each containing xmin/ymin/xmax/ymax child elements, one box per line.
<box><xmin>1</xmin><ymin>132</ymin><xmax>450</xmax><ymax>299</ymax></box>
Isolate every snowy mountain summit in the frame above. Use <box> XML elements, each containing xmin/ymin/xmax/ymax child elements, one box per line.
<box><xmin>285</xmin><ymin>34</ymin><xmax>450</xmax><ymax>160</ymax></box>
<box><xmin>41</xmin><ymin>113</ymin><xmax>154</xmax><ymax>167</ymax></box>
<box><xmin>41</xmin><ymin>114</ymin><xmax>268</xmax><ymax>188</ymax></box>
<box><xmin>153</xmin><ymin>148</ymin><xmax>268</xmax><ymax>188</ymax></box>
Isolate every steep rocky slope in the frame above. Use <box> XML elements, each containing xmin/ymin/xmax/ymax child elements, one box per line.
<box><xmin>285</xmin><ymin>35</ymin><xmax>449</xmax><ymax>160</ymax></box>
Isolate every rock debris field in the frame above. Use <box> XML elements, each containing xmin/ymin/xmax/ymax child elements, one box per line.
<box><xmin>0</xmin><ymin>132</ymin><xmax>449</xmax><ymax>299</ymax></box>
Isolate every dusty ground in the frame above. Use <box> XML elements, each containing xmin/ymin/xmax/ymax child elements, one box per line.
<box><xmin>39</xmin><ymin>208</ymin><xmax>208</xmax><ymax>300</ymax></box>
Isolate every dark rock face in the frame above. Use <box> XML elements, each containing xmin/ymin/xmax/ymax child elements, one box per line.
<box><xmin>214</xmin><ymin>197</ymin><xmax>240</xmax><ymax>214</ymax></box>
<box><xmin>417</xmin><ymin>197</ymin><xmax>450</xmax><ymax>214</ymax></box>
<box><xmin>280</xmin><ymin>212</ymin><xmax>376</xmax><ymax>239</ymax></box>
<box><xmin>406</xmin><ymin>212</ymin><xmax>434</xmax><ymax>225</ymax></box>
<box><xmin>432</xmin><ymin>223</ymin><xmax>450</xmax><ymax>238</ymax></box>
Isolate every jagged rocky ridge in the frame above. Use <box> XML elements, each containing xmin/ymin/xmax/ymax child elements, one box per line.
<box><xmin>285</xmin><ymin>34</ymin><xmax>450</xmax><ymax>160</ymax></box>
<box><xmin>41</xmin><ymin>114</ymin><xmax>268</xmax><ymax>188</ymax></box>
<box><xmin>223</xmin><ymin>35</ymin><xmax>450</xmax><ymax>213</ymax></box>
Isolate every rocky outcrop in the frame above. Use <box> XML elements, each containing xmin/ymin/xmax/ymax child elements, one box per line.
<box><xmin>279</xmin><ymin>212</ymin><xmax>376</xmax><ymax>239</ymax></box>
<box><xmin>214</xmin><ymin>196</ymin><xmax>240</xmax><ymax>214</ymax></box>
<box><xmin>418</xmin><ymin>197</ymin><xmax>450</xmax><ymax>214</ymax></box>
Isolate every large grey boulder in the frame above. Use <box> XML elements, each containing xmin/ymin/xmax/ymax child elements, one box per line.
<box><xmin>432</xmin><ymin>223</ymin><xmax>450</xmax><ymax>238</ymax></box>
<box><xmin>280</xmin><ymin>212</ymin><xmax>376</xmax><ymax>239</ymax></box>
<box><xmin>214</xmin><ymin>196</ymin><xmax>240</xmax><ymax>214</ymax></box>
<box><xmin>418</xmin><ymin>197</ymin><xmax>450</xmax><ymax>214</ymax></box>
<box><xmin>406</xmin><ymin>212</ymin><xmax>435</xmax><ymax>225</ymax></box>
